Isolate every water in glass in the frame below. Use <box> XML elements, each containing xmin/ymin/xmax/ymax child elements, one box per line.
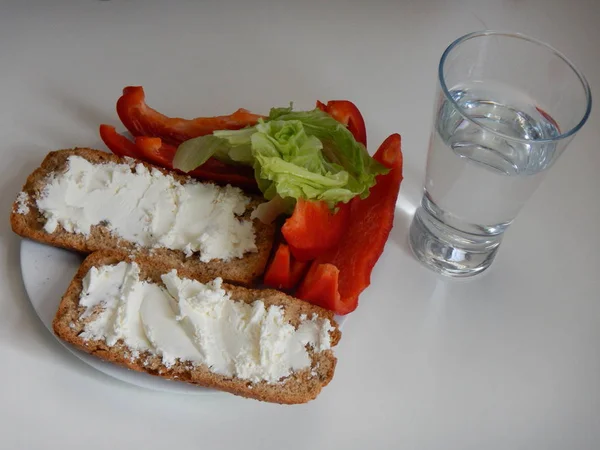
<box><xmin>410</xmin><ymin>81</ymin><xmax>561</xmax><ymax>276</ymax></box>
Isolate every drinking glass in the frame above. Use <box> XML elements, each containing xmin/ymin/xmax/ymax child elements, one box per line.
<box><xmin>409</xmin><ymin>31</ymin><xmax>592</xmax><ymax>277</ymax></box>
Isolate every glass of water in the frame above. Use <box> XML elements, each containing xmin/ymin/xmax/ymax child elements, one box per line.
<box><xmin>409</xmin><ymin>31</ymin><xmax>592</xmax><ymax>277</ymax></box>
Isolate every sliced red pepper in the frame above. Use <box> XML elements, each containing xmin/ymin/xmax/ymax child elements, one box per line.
<box><xmin>263</xmin><ymin>243</ymin><xmax>293</xmax><ymax>290</ymax></box>
<box><xmin>264</xmin><ymin>243</ymin><xmax>311</xmax><ymax>291</ymax></box>
<box><xmin>134</xmin><ymin>136</ymin><xmax>176</xmax><ymax>168</ymax></box>
<box><xmin>317</xmin><ymin>133</ymin><xmax>403</xmax><ymax>306</ymax></box>
<box><xmin>535</xmin><ymin>106</ymin><xmax>561</xmax><ymax>133</ymax></box>
<box><xmin>99</xmin><ymin>124</ymin><xmax>140</xmax><ymax>159</ymax></box>
<box><xmin>100</xmin><ymin>126</ymin><xmax>257</xmax><ymax>189</ymax></box>
<box><xmin>296</xmin><ymin>262</ymin><xmax>357</xmax><ymax>315</ymax></box>
<box><xmin>188</xmin><ymin>159</ymin><xmax>257</xmax><ymax>190</ymax></box>
<box><xmin>290</xmin><ymin>258</ymin><xmax>309</xmax><ymax>287</ymax></box>
<box><xmin>117</xmin><ymin>86</ymin><xmax>263</xmax><ymax>146</ymax></box>
<box><xmin>316</xmin><ymin>100</ymin><xmax>367</xmax><ymax>147</ymax></box>
<box><xmin>281</xmin><ymin>199</ymin><xmax>350</xmax><ymax>262</ymax></box>
<box><xmin>136</xmin><ymin>136</ymin><xmax>257</xmax><ymax>190</ymax></box>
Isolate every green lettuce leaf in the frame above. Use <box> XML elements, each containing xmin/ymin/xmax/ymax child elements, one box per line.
<box><xmin>249</xmin><ymin>120</ymin><xmax>357</xmax><ymax>206</ymax></box>
<box><xmin>172</xmin><ymin>135</ymin><xmax>228</xmax><ymax>173</ymax></box>
<box><xmin>173</xmin><ymin>104</ymin><xmax>388</xmax><ymax>209</ymax></box>
<box><xmin>173</xmin><ymin>128</ymin><xmax>255</xmax><ymax>171</ymax></box>
<box><xmin>250</xmin><ymin>194</ymin><xmax>295</xmax><ymax>224</ymax></box>
<box><xmin>267</xmin><ymin>108</ymin><xmax>389</xmax><ymax>198</ymax></box>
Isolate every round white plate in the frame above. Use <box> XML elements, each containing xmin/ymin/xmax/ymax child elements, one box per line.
<box><xmin>20</xmin><ymin>239</ymin><xmax>214</xmax><ymax>395</ymax></box>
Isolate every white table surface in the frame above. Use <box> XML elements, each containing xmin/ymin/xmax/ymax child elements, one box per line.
<box><xmin>1</xmin><ymin>0</ymin><xmax>599</xmax><ymax>449</ymax></box>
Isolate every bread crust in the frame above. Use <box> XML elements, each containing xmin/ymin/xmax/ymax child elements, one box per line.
<box><xmin>52</xmin><ymin>251</ymin><xmax>341</xmax><ymax>404</ymax></box>
<box><xmin>10</xmin><ymin>148</ymin><xmax>275</xmax><ymax>286</ymax></box>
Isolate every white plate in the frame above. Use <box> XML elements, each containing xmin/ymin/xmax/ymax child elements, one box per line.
<box><xmin>20</xmin><ymin>239</ymin><xmax>214</xmax><ymax>395</ymax></box>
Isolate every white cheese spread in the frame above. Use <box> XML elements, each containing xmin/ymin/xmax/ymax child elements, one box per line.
<box><xmin>15</xmin><ymin>191</ymin><xmax>30</xmax><ymax>215</ymax></box>
<box><xmin>78</xmin><ymin>262</ymin><xmax>334</xmax><ymax>382</ymax></box>
<box><xmin>36</xmin><ymin>155</ymin><xmax>257</xmax><ymax>262</ymax></box>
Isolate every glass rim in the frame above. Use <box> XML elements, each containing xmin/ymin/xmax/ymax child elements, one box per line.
<box><xmin>438</xmin><ymin>30</ymin><xmax>592</xmax><ymax>144</ymax></box>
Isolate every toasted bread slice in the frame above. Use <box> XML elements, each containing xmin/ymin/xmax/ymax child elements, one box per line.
<box><xmin>10</xmin><ymin>148</ymin><xmax>275</xmax><ymax>286</ymax></box>
<box><xmin>53</xmin><ymin>251</ymin><xmax>341</xmax><ymax>404</ymax></box>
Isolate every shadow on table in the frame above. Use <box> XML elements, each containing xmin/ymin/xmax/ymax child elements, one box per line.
<box><xmin>390</xmin><ymin>206</ymin><xmax>414</xmax><ymax>258</ymax></box>
<box><xmin>388</xmin><ymin>164</ymin><xmax>422</xmax><ymax>258</ymax></box>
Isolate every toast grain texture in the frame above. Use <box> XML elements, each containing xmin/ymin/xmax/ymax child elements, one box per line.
<box><xmin>53</xmin><ymin>251</ymin><xmax>341</xmax><ymax>404</ymax></box>
<box><xmin>10</xmin><ymin>148</ymin><xmax>275</xmax><ymax>286</ymax></box>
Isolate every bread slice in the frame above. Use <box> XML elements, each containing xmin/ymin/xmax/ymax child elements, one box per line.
<box><xmin>10</xmin><ymin>148</ymin><xmax>275</xmax><ymax>286</ymax></box>
<box><xmin>53</xmin><ymin>251</ymin><xmax>341</xmax><ymax>404</ymax></box>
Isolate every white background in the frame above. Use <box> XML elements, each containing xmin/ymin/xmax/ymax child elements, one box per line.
<box><xmin>1</xmin><ymin>0</ymin><xmax>599</xmax><ymax>449</ymax></box>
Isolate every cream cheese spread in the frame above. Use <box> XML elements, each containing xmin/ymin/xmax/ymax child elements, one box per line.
<box><xmin>15</xmin><ymin>191</ymin><xmax>30</xmax><ymax>215</ymax></box>
<box><xmin>36</xmin><ymin>155</ymin><xmax>257</xmax><ymax>262</ymax></box>
<box><xmin>78</xmin><ymin>262</ymin><xmax>335</xmax><ymax>382</ymax></box>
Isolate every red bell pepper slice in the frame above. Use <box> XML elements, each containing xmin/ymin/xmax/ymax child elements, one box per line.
<box><xmin>264</xmin><ymin>243</ymin><xmax>293</xmax><ymax>290</ymax></box>
<box><xmin>100</xmin><ymin>126</ymin><xmax>258</xmax><ymax>189</ymax></box>
<box><xmin>296</xmin><ymin>262</ymin><xmax>357</xmax><ymax>315</ymax></box>
<box><xmin>316</xmin><ymin>100</ymin><xmax>367</xmax><ymax>147</ymax></box>
<box><xmin>116</xmin><ymin>86</ymin><xmax>263</xmax><ymax>146</ymax></box>
<box><xmin>99</xmin><ymin>124</ymin><xmax>140</xmax><ymax>159</ymax></box>
<box><xmin>187</xmin><ymin>160</ymin><xmax>257</xmax><ymax>190</ymax></box>
<box><xmin>296</xmin><ymin>133</ymin><xmax>402</xmax><ymax>315</ymax></box>
<box><xmin>264</xmin><ymin>243</ymin><xmax>310</xmax><ymax>290</ymax></box>
<box><xmin>281</xmin><ymin>199</ymin><xmax>350</xmax><ymax>262</ymax></box>
<box><xmin>536</xmin><ymin>107</ymin><xmax>560</xmax><ymax>132</ymax></box>
<box><xmin>135</xmin><ymin>136</ymin><xmax>258</xmax><ymax>189</ymax></box>
<box><xmin>134</xmin><ymin>136</ymin><xmax>176</xmax><ymax>168</ymax></box>
<box><xmin>290</xmin><ymin>258</ymin><xmax>309</xmax><ymax>287</ymax></box>
<box><xmin>317</xmin><ymin>133</ymin><xmax>403</xmax><ymax>304</ymax></box>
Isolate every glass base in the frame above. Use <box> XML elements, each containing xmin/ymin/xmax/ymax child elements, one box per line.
<box><xmin>408</xmin><ymin>207</ymin><xmax>502</xmax><ymax>278</ymax></box>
